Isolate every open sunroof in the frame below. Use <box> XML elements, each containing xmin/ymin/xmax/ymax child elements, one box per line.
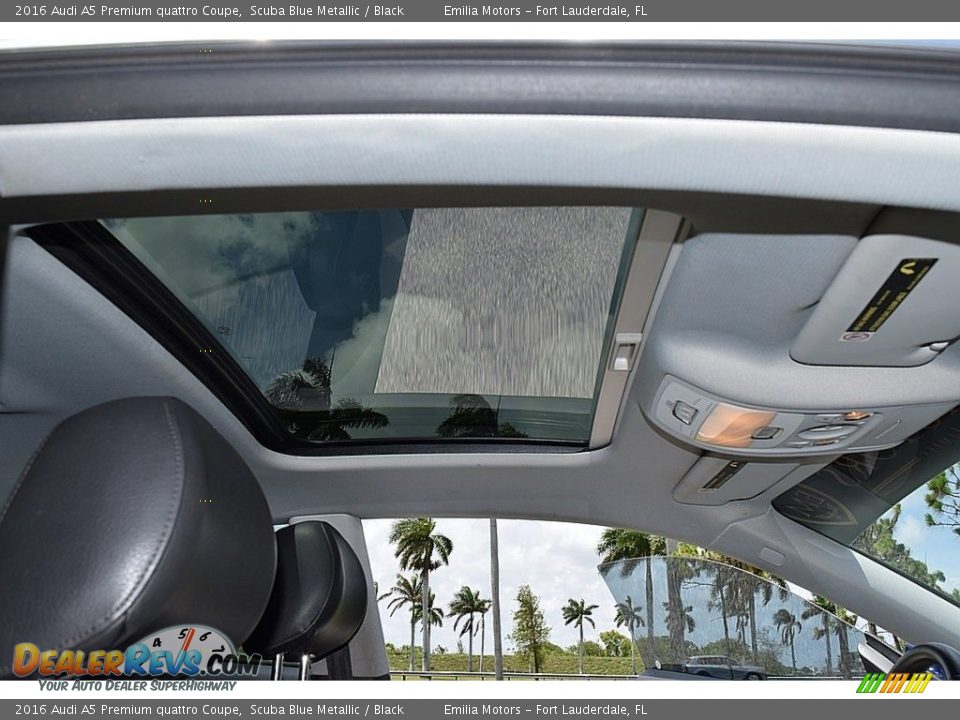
<box><xmin>102</xmin><ymin>207</ymin><xmax>643</xmax><ymax>446</ymax></box>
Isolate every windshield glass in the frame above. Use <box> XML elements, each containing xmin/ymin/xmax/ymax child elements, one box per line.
<box><xmin>600</xmin><ymin>556</ymin><xmax>865</xmax><ymax>679</ymax></box>
<box><xmin>773</xmin><ymin>406</ymin><xmax>960</xmax><ymax>604</ymax></box>
<box><xmin>103</xmin><ymin>207</ymin><xmax>641</xmax><ymax>445</ymax></box>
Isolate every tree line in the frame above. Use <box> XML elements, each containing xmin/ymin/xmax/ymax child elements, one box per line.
<box><xmin>377</xmin><ymin>521</ymin><xmax>871</xmax><ymax>677</ymax></box>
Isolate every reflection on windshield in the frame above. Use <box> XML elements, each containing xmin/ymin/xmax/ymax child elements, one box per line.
<box><xmin>600</xmin><ymin>557</ymin><xmax>865</xmax><ymax>679</ymax></box>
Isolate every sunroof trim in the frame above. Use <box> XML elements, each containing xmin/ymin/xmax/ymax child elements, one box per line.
<box><xmin>588</xmin><ymin>210</ymin><xmax>688</xmax><ymax>449</ymax></box>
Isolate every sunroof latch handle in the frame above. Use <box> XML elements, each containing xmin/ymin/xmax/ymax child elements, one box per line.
<box><xmin>610</xmin><ymin>333</ymin><xmax>643</xmax><ymax>372</ymax></box>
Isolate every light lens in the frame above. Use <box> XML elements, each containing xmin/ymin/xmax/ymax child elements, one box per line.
<box><xmin>696</xmin><ymin>404</ymin><xmax>776</xmax><ymax>448</ymax></box>
<box><xmin>843</xmin><ymin>411</ymin><xmax>872</xmax><ymax>421</ymax></box>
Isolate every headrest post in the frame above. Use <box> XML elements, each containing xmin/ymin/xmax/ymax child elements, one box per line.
<box><xmin>271</xmin><ymin>653</ymin><xmax>285</xmax><ymax>681</ymax></box>
<box><xmin>299</xmin><ymin>653</ymin><xmax>312</xmax><ymax>681</ymax></box>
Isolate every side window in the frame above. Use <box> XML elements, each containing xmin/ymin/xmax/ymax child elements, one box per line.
<box><xmin>601</xmin><ymin>555</ymin><xmax>866</xmax><ymax>679</ymax></box>
<box><xmin>365</xmin><ymin>518</ymin><xmax>865</xmax><ymax>679</ymax></box>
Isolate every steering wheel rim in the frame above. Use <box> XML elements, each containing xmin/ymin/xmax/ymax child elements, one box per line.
<box><xmin>889</xmin><ymin>642</ymin><xmax>960</xmax><ymax>680</ymax></box>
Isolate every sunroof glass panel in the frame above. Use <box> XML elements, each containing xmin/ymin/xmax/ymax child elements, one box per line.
<box><xmin>104</xmin><ymin>207</ymin><xmax>641</xmax><ymax>445</ymax></box>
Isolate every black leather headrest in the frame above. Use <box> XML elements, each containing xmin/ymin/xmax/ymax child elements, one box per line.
<box><xmin>245</xmin><ymin>521</ymin><xmax>367</xmax><ymax>659</ymax></box>
<box><xmin>0</xmin><ymin>397</ymin><xmax>276</xmax><ymax>676</ymax></box>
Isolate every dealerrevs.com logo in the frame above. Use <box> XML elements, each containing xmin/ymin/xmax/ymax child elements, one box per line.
<box><xmin>13</xmin><ymin>625</ymin><xmax>263</xmax><ymax>678</ymax></box>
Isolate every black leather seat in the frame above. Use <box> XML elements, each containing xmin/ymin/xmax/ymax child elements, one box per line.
<box><xmin>0</xmin><ymin>397</ymin><xmax>277</xmax><ymax>677</ymax></box>
<box><xmin>245</xmin><ymin>521</ymin><xmax>368</xmax><ymax>679</ymax></box>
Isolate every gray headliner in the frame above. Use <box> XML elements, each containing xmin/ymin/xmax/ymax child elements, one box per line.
<box><xmin>2</xmin><ymin>114</ymin><xmax>960</xmax><ymax>650</ymax></box>
<box><xmin>0</xmin><ymin>115</ymin><xmax>960</xmax><ymax>212</ymax></box>
<box><xmin>638</xmin><ymin>232</ymin><xmax>960</xmax><ymax>410</ymax></box>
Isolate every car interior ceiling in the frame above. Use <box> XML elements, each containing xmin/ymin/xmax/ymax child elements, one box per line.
<box><xmin>3</xmin><ymin>44</ymin><xmax>960</xmax><ymax>676</ymax></box>
<box><xmin>4</xmin><ymin>192</ymin><xmax>960</xmax><ymax>672</ymax></box>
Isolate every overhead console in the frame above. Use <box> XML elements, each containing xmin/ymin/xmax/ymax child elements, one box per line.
<box><xmin>635</xmin><ymin>229</ymin><xmax>960</xmax><ymax>461</ymax></box>
<box><xmin>651</xmin><ymin>374</ymin><xmax>954</xmax><ymax>458</ymax></box>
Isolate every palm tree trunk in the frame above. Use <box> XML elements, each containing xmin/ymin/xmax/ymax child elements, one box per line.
<box><xmin>644</xmin><ymin>558</ymin><xmax>655</xmax><ymax>665</ymax></box>
<box><xmin>838</xmin><ymin>624</ymin><xmax>851</xmax><ymax>679</ymax></box>
<box><xmin>490</xmin><ymin>518</ymin><xmax>504</xmax><ymax>681</ymax></box>
<box><xmin>749</xmin><ymin>593</ymin><xmax>758</xmax><ymax>663</ymax></box>
<box><xmin>479</xmin><ymin>616</ymin><xmax>486</xmax><ymax>674</ymax></box>
<box><xmin>409</xmin><ymin>617</ymin><xmax>416</xmax><ymax>672</ymax></box>
<box><xmin>721</xmin><ymin>611</ymin><xmax>732</xmax><ymax>663</ymax></box>
<box><xmin>467</xmin><ymin>613</ymin><xmax>474</xmax><ymax>672</ymax></box>
<box><xmin>664</xmin><ymin>538</ymin><xmax>685</xmax><ymax>663</ymax></box>
<box><xmin>790</xmin><ymin>636</ymin><xmax>797</xmax><ymax>675</ymax></box>
<box><xmin>421</xmin><ymin>568</ymin><xmax>431</xmax><ymax>672</ymax></box>
<box><xmin>666</xmin><ymin>562</ymin><xmax>684</xmax><ymax>663</ymax></box>
<box><xmin>629</xmin><ymin>627</ymin><xmax>638</xmax><ymax>676</ymax></box>
<box><xmin>823</xmin><ymin>616</ymin><xmax>833</xmax><ymax>676</ymax></box>
<box><xmin>578</xmin><ymin>623</ymin><xmax>585</xmax><ymax>675</ymax></box>
<box><xmin>718</xmin><ymin>584</ymin><xmax>733</xmax><ymax>678</ymax></box>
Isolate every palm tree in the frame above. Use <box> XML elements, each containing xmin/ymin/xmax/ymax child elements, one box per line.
<box><xmin>597</xmin><ymin>529</ymin><xmax>667</xmax><ymax>664</ymax></box>
<box><xmin>448</xmin><ymin>586</ymin><xmax>490</xmax><ymax>672</ymax></box>
<box><xmin>707</xmin><ymin>564</ymin><xmax>736</xmax><ymax>667</ymax></box>
<box><xmin>832</xmin><ymin>607</ymin><xmax>858</xmax><ymax>680</ymax></box>
<box><xmin>614</xmin><ymin>595</ymin><xmax>645</xmax><ymax>676</ymax></box>
<box><xmin>663</xmin><ymin>555</ymin><xmax>698</xmax><ymax>664</ymax></box>
<box><xmin>435</xmin><ymin>394</ymin><xmax>528</xmax><ymax>439</ymax></box>
<box><xmin>434</xmin><ymin>398</ymin><xmax>521</xmax><ymax>680</ymax></box>
<box><xmin>414</xmin><ymin>590</ymin><xmax>445</xmax><ymax>631</ymax></box>
<box><xmin>389</xmin><ymin>518</ymin><xmax>453</xmax><ymax>671</ymax></box>
<box><xmin>662</xmin><ymin>593</ymin><xmax>696</xmax><ymax>663</ymax></box>
<box><xmin>678</xmin><ymin>546</ymin><xmax>789</xmax><ymax>664</ymax></box>
<box><xmin>804</xmin><ymin>596</ymin><xmax>858</xmax><ymax>679</ymax></box>
<box><xmin>773</xmin><ymin>609</ymin><xmax>802</xmax><ymax>675</ymax></box>
<box><xmin>562</xmin><ymin>598</ymin><xmax>599</xmax><ymax>674</ymax></box>
<box><xmin>384</xmin><ymin>573</ymin><xmax>421</xmax><ymax>671</ymax></box>
<box><xmin>265</xmin><ymin>357</ymin><xmax>388</xmax><ymax>440</ymax></box>
<box><xmin>744</xmin><ymin>570</ymin><xmax>789</xmax><ymax>662</ymax></box>
<box><xmin>801</xmin><ymin>597</ymin><xmax>834</xmax><ymax>676</ymax></box>
<box><xmin>490</xmin><ymin>518</ymin><xmax>504</xmax><ymax>680</ymax></box>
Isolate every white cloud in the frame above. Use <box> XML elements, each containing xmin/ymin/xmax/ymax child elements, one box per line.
<box><xmin>364</xmin><ymin>518</ymin><xmax>614</xmax><ymax>653</ymax></box>
<box><xmin>896</xmin><ymin>513</ymin><xmax>927</xmax><ymax>547</ymax></box>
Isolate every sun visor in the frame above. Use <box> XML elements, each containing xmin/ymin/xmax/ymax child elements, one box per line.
<box><xmin>791</xmin><ymin>235</ymin><xmax>960</xmax><ymax>367</ymax></box>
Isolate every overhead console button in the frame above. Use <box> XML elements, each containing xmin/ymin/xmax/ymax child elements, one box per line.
<box><xmin>797</xmin><ymin>425</ymin><xmax>858</xmax><ymax>441</ymax></box>
<box><xmin>673</xmin><ymin>401</ymin><xmax>698</xmax><ymax>425</ymax></box>
<box><xmin>751</xmin><ymin>426</ymin><xmax>783</xmax><ymax>440</ymax></box>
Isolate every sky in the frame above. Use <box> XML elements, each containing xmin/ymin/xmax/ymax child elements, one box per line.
<box><xmin>890</xmin><ymin>464</ymin><xmax>960</xmax><ymax>596</ymax></box>
<box><xmin>363</xmin><ymin>518</ymin><xmax>615</xmax><ymax>653</ymax></box>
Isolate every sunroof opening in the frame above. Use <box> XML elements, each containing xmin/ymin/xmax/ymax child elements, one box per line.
<box><xmin>103</xmin><ymin>207</ymin><xmax>642</xmax><ymax>445</ymax></box>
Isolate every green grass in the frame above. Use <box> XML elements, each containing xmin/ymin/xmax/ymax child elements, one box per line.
<box><xmin>387</xmin><ymin>650</ymin><xmax>638</xmax><ymax>677</ymax></box>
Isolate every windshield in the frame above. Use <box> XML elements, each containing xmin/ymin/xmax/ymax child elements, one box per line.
<box><xmin>773</xmin><ymin>406</ymin><xmax>960</xmax><ymax>605</ymax></box>
<box><xmin>103</xmin><ymin>207</ymin><xmax>641</xmax><ymax>445</ymax></box>
<box><xmin>600</xmin><ymin>556</ymin><xmax>865</xmax><ymax>679</ymax></box>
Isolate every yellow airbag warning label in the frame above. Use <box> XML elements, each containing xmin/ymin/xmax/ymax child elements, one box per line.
<box><xmin>840</xmin><ymin>258</ymin><xmax>938</xmax><ymax>342</ymax></box>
